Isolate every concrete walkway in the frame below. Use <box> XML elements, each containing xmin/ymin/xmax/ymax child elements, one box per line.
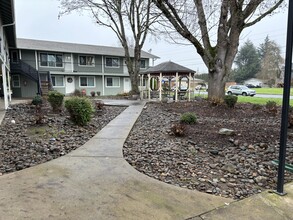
<box><xmin>1</xmin><ymin>99</ymin><xmax>293</xmax><ymax>220</ymax></box>
<box><xmin>0</xmin><ymin>99</ymin><xmax>231</xmax><ymax>220</ymax></box>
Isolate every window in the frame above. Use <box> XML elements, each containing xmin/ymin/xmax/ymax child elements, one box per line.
<box><xmin>140</xmin><ymin>59</ymin><xmax>146</xmax><ymax>69</ymax></box>
<box><xmin>40</xmin><ymin>53</ymin><xmax>63</xmax><ymax>67</ymax></box>
<box><xmin>105</xmin><ymin>57</ymin><xmax>120</xmax><ymax>67</ymax></box>
<box><xmin>51</xmin><ymin>76</ymin><xmax>64</xmax><ymax>87</ymax></box>
<box><xmin>12</xmin><ymin>75</ymin><xmax>20</xmax><ymax>88</ymax></box>
<box><xmin>11</xmin><ymin>50</ymin><xmax>19</xmax><ymax>63</ymax></box>
<box><xmin>106</xmin><ymin>77</ymin><xmax>120</xmax><ymax>87</ymax></box>
<box><xmin>79</xmin><ymin>55</ymin><xmax>95</xmax><ymax>66</ymax></box>
<box><xmin>80</xmin><ymin>76</ymin><xmax>95</xmax><ymax>87</ymax></box>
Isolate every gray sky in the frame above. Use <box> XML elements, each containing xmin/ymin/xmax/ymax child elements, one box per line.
<box><xmin>14</xmin><ymin>0</ymin><xmax>288</xmax><ymax>73</ymax></box>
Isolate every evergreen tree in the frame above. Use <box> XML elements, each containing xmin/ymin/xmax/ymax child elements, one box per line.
<box><xmin>234</xmin><ymin>40</ymin><xmax>261</xmax><ymax>83</ymax></box>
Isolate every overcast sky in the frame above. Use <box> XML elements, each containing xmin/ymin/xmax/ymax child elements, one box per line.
<box><xmin>14</xmin><ymin>0</ymin><xmax>288</xmax><ymax>73</ymax></box>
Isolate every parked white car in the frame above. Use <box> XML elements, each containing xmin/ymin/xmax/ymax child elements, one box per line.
<box><xmin>226</xmin><ymin>85</ymin><xmax>256</xmax><ymax>96</ymax></box>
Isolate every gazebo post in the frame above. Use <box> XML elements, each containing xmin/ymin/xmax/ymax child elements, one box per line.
<box><xmin>188</xmin><ymin>72</ymin><xmax>191</xmax><ymax>101</ymax></box>
<box><xmin>148</xmin><ymin>73</ymin><xmax>151</xmax><ymax>101</ymax></box>
<box><xmin>159</xmin><ymin>72</ymin><xmax>162</xmax><ymax>101</ymax></box>
<box><xmin>175</xmin><ymin>72</ymin><xmax>178</xmax><ymax>102</ymax></box>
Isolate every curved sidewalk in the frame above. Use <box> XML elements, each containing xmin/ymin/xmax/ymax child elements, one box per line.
<box><xmin>0</xmin><ymin>100</ymin><xmax>231</xmax><ymax>220</ymax></box>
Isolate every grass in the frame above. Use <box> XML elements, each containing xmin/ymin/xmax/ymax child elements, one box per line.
<box><xmin>237</xmin><ymin>96</ymin><xmax>285</xmax><ymax>105</ymax></box>
<box><xmin>193</xmin><ymin>94</ymin><xmax>291</xmax><ymax>105</ymax></box>
<box><xmin>254</xmin><ymin>88</ymin><xmax>293</xmax><ymax>96</ymax></box>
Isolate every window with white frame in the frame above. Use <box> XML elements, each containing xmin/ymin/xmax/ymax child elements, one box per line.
<box><xmin>105</xmin><ymin>57</ymin><xmax>120</xmax><ymax>67</ymax></box>
<box><xmin>79</xmin><ymin>55</ymin><xmax>95</xmax><ymax>66</ymax></box>
<box><xmin>51</xmin><ymin>76</ymin><xmax>64</xmax><ymax>87</ymax></box>
<box><xmin>80</xmin><ymin>76</ymin><xmax>95</xmax><ymax>87</ymax></box>
<box><xmin>40</xmin><ymin>53</ymin><xmax>63</xmax><ymax>67</ymax></box>
<box><xmin>106</xmin><ymin>77</ymin><xmax>120</xmax><ymax>87</ymax></box>
<box><xmin>12</xmin><ymin>75</ymin><xmax>20</xmax><ymax>88</ymax></box>
<box><xmin>140</xmin><ymin>59</ymin><xmax>146</xmax><ymax>69</ymax></box>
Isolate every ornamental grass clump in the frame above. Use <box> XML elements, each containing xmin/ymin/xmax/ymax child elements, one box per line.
<box><xmin>48</xmin><ymin>90</ymin><xmax>64</xmax><ymax>112</ymax></box>
<box><xmin>65</xmin><ymin>97</ymin><xmax>94</xmax><ymax>126</ymax></box>
<box><xmin>180</xmin><ymin>112</ymin><xmax>197</xmax><ymax>124</ymax></box>
<box><xmin>224</xmin><ymin>95</ymin><xmax>238</xmax><ymax>108</ymax></box>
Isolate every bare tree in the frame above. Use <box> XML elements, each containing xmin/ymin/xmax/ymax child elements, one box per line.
<box><xmin>257</xmin><ymin>36</ymin><xmax>284</xmax><ymax>86</ymax></box>
<box><xmin>153</xmin><ymin>0</ymin><xmax>285</xmax><ymax>100</ymax></box>
<box><xmin>59</xmin><ymin>0</ymin><xmax>158</xmax><ymax>95</ymax></box>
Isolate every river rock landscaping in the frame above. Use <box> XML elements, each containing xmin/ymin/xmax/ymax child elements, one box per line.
<box><xmin>0</xmin><ymin>101</ymin><xmax>126</xmax><ymax>175</ymax></box>
<box><xmin>123</xmin><ymin>100</ymin><xmax>293</xmax><ymax>200</ymax></box>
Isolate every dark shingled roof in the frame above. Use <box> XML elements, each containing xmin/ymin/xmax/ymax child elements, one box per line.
<box><xmin>142</xmin><ymin>61</ymin><xmax>195</xmax><ymax>74</ymax></box>
<box><xmin>16</xmin><ymin>38</ymin><xmax>159</xmax><ymax>59</ymax></box>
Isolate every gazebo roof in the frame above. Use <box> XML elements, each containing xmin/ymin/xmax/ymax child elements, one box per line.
<box><xmin>142</xmin><ymin>61</ymin><xmax>196</xmax><ymax>75</ymax></box>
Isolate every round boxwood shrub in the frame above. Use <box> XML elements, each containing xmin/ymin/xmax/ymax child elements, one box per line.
<box><xmin>48</xmin><ymin>90</ymin><xmax>64</xmax><ymax>112</ymax></box>
<box><xmin>32</xmin><ymin>95</ymin><xmax>43</xmax><ymax>106</ymax></box>
<box><xmin>180</xmin><ymin>112</ymin><xmax>197</xmax><ymax>124</ymax></box>
<box><xmin>224</xmin><ymin>95</ymin><xmax>238</xmax><ymax>108</ymax></box>
<box><xmin>65</xmin><ymin>97</ymin><xmax>94</xmax><ymax>126</ymax></box>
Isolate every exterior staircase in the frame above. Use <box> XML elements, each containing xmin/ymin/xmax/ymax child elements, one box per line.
<box><xmin>10</xmin><ymin>60</ymin><xmax>52</xmax><ymax>96</ymax></box>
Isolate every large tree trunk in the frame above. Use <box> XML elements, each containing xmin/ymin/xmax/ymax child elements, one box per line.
<box><xmin>208</xmin><ymin>69</ymin><xmax>226</xmax><ymax>100</ymax></box>
<box><xmin>129</xmin><ymin>70</ymin><xmax>140</xmax><ymax>94</ymax></box>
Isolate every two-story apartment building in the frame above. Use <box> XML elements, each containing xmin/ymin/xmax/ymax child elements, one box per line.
<box><xmin>0</xmin><ymin>0</ymin><xmax>16</xmax><ymax>109</ymax></box>
<box><xmin>9</xmin><ymin>38</ymin><xmax>158</xmax><ymax>98</ymax></box>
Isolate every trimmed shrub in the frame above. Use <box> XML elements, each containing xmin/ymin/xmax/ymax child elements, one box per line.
<box><xmin>224</xmin><ymin>95</ymin><xmax>238</xmax><ymax>108</ymax></box>
<box><xmin>48</xmin><ymin>91</ymin><xmax>64</xmax><ymax>112</ymax></box>
<box><xmin>32</xmin><ymin>95</ymin><xmax>43</xmax><ymax>106</ymax></box>
<box><xmin>65</xmin><ymin>97</ymin><xmax>94</xmax><ymax>126</ymax></box>
<box><xmin>180</xmin><ymin>112</ymin><xmax>197</xmax><ymax>124</ymax></box>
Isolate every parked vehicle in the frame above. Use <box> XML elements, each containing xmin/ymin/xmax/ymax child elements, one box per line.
<box><xmin>245</xmin><ymin>84</ymin><xmax>261</xmax><ymax>88</ymax></box>
<box><xmin>226</xmin><ymin>85</ymin><xmax>256</xmax><ymax>96</ymax></box>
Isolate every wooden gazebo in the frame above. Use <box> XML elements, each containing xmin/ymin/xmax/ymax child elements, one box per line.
<box><xmin>140</xmin><ymin>61</ymin><xmax>196</xmax><ymax>102</ymax></box>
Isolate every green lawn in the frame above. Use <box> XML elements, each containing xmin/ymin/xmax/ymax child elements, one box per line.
<box><xmin>193</xmin><ymin>94</ymin><xmax>291</xmax><ymax>105</ymax></box>
<box><xmin>254</xmin><ymin>88</ymin><xmax>293</xmax><ymax>96</ymax></box>
<box><xmin>237</xmin><ymin>96</ymin><xmax>285</xmax><ymax>105</ymax></box>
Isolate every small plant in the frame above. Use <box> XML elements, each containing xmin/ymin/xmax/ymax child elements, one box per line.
<box><xmin>35</xmin><ymin>105</ymin><xmax>44</xmax><ymax>124</ymax></box>
<box><xmin>265</xmin><ymin>101</ymin><xmax>277</xmax><ymax>110</ymax></box>
<box><xmin>65</xmin><ymin>97</ymin><xmax>94</xmax><ymax>126</ymax></box>
<box><xmin>32</xmin><ymin>95</ymin><xmax>43</xmax><ymax>106</ymax></box>
<box><xmin>90</xmin><ymin>91</ymin><xmax>96</xmax><ymax>97</ymax></box>
<box><xmin>180</xmin><ymin>112</ymin><xmax>197</xmax><ymax>124</ymax></box>
<box><xmin>96</xmin><ymin>91</ymin><xmax>101</xmax><ymax>96</ymax></box>
<box><xmin>48</xmin><ymin>90</ymin><xmax>64</xmax><ymax>112</ymax></box>
<box><xmin>171</xmin><ymin>123</ymin><xmax>186</xmax><ymax>137</ymax></box>
<box><xmin>224</xmin><ymin>95</ymin><xmax>238</xmax><ymax>108</ymax></box>
<box><xmin>265</xmin><ymin>100</ymin><xmax>277</xmax><ymax>115</ymax></box>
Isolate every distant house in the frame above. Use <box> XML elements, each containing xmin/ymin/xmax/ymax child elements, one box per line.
<box><xmin>0</xmin><ymin>0</ymin><xmax>16</xmax><ymax>109</ymax></box>
<box><xmin>9</xmin><ymin>38</ymin><xmax>158</xmax><ymax>98</ymax></box>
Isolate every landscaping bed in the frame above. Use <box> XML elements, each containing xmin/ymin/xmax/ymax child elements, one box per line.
<box><xmin>0</xmin><ymin>101</ymin><xmax>126</xmax><ymax>175</ymax></box>
<box><xmin>123</xmin><ymin>100</ymin><xmax>293</xmax><ymax>200</ymax></box>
